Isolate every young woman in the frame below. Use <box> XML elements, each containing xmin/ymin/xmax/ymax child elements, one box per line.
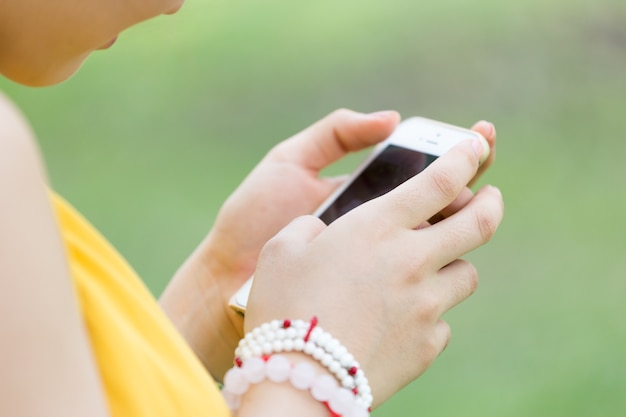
<box><xmin>0</xmin><ymin>1</ymin><xmax>504</xmax><ymax>416</ymax></box>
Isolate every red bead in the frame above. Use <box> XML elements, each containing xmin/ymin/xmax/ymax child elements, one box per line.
<box><xmin>352</xmin><ymin>387</ymin><xmax>359</xmax><ymax>395</ymax></box>
<box><xmin>348</xmin><ymin>366</ymin><xmax>358</xmax><ymax>376</ymax></box>
<box><xmin>283</xmin><ymin>319</ymin><xmax>291</xmax><ymax>328</ymax></box>
<box><xmin>234</xmin><ymin>357</ymin><xmax>243</xmax><ymax>368</ymax></box>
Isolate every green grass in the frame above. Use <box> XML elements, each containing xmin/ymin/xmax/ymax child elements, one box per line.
<box><xmin>2</xmin><ymin>0</ymin><xmax>626</xmax><ymax>415</ymax></box>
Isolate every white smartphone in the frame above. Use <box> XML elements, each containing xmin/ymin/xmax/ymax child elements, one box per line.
<box><xmin>228</xmin><ymin>117</ymin><xmax>489</xmax><ymax>315</ymax></box>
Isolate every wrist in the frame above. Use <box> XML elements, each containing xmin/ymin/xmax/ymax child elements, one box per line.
<box><xmin>237</xmin><ymin>368</ymin><xmax>329</xmax><ymax>417</ymax></box>
<box><xmin>228</xmin><ymin>353</ymin><xmax>368</xmax><ymax>417</ymax></box>
<box><xmin>235</xmin><ymin>318</ymin><xmax>372</xmax><ymax>408</ymax></box>
<box><xmin>223</xmin><ymin>318</ymin><xmax>372</xmax><ymax>417</ymax></box>
<box><xmin>160</xmin><ymin>237</ymin><xmax>246</xmax><ymax>381</ymax></box>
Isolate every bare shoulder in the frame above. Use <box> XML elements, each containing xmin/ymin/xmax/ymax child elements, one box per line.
<box><xmin>0</xmin><ymin>91</ymin><xmax>46</xmax><ymax>183</ymax></box>
<box><xmin>0</xmin><ymin>90</ymin><xmax>51</xmax><ymax>226</ymax></box>
<box><xmin>0</xmin><ymin>91</ymin><xmax>109</xmax><ymax>415</ymax></box>
<box><xmin>0</xmin><ymin>91</ymin><xmax>35</xmax><ymax>142</ymax></box>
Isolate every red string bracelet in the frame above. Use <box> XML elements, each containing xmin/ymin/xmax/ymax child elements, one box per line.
<box><xmin>234</xmin><ymin>318</ymin><xmax>373</xmax><ymax>410</ymax></box>
<box><xmin>304</xmin><ymin>316</ymin><xmax>319</xmax><ymax>342</ymax></box>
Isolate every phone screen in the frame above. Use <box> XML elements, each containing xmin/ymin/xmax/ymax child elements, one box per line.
<box><xmin>318</xmin><ymin>144</ymin><xmax>437</xmax><ymax>224</ymax></box>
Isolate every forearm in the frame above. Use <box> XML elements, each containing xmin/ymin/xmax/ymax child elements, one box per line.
<box><xmin>238</xmin><ymin>380</ymin><xmax>329</xmax><ymax>417</ymax></box>
<box><xmin>159</xmin><ymin>239</ymin><xmax>247</xmax><ymax>382</ymax></box>
<box><xmin>226</xmin><ymin>352</ymin><xmax>352</xmax><ymax>417</ymax></box>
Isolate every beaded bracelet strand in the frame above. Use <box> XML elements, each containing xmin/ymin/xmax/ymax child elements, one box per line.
<box><xmin>222</xmin><ymin>354</ymin><xmax>370</xmax><ymax>417</ymax></box>
<box><xmin>234</xmin><ymin>317</ymin><xmax>373</xmax><ymax>410</ymax></box>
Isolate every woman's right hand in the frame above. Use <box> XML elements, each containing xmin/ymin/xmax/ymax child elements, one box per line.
<box><xmin>245</xmin><ymin>136</ymin><xmax>504</xmax><ymax>407</ymax></box>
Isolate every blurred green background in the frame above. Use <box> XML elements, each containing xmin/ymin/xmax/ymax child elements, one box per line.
<box><xmin>2</xmin><ymin>0</ymin><xmax>625</xmax><ymax>415</ymax></box>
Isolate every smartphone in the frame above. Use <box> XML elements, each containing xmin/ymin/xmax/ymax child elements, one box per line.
<box><xmin>228</xmin><ymin>117</ymin><xmax>489</xmax><ymax>315</ymax></box>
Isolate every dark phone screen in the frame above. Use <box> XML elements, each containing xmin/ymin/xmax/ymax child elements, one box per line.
<box><xmin>318</xmin><ymin>144</ymin><xmax>437</xmax><ymax>225</ymax></box>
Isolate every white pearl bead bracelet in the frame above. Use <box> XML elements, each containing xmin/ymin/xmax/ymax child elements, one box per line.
<box><xmin>234</xmin><ymin>318</ymin><xmax>373</xmax><ymax>409</ymax></box>
<box><xmin>223</xmin><ymin>354</ymin><xmax>370</xmax><ymax>417</ymax></box>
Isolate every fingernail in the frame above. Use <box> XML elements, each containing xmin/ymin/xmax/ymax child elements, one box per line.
<box><xmin>368</xmin><ymin>110</ymin><xmax>398</xmax><ymax>118</ymax></box>
<box><xmin>487</xmin><ymin>185</ymin><xmax>502</xmax><ymax>198</ymax></box>
<box><xmin>472</xmin><ymin>136</ymin><xmax>490</xmax><ymax>164</ymax></box>
<box><xmin>487</xmin><ymin>122</ymin><xmax>495</xmax><ymax>137</ymax></box>
<box><xmin>478</xmin><ymin>120</ymin><xmax>495</xmax><ymax>138</ymax></box>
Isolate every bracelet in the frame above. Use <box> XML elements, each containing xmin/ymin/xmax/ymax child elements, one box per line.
<box><xmin>234</xmin><ymin>318</ymin><xmax>373</xmax><ymax>409</ymax></box>
<box><xmin>222</xmin><ymin>354</ymin><xmax>370</xmax><ymax>417</ymax></box>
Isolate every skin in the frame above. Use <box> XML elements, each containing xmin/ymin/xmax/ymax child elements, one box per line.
<box><xmin>245</xmin><ymin>134</ymin><xmax>501</xmax><ymax>409</ymax></box>
<box><xmin>0</xmin><ymin>93</ymin><xmax>110</xmax><ymax>416</ymax></box>
<box><xmin>161</xmin><ymin>110</ymin><xmax>499</xmax><ymax>382</ymax></box>
<box><xmin>0</xmin><ymin>1</ymin><xmax>504</xmax><ymax>416</ymax></box>
<box><xmin>0</xmin><ymin>0</ymin><xmax>183</xmax><ymax>85</ymax></box>
<box><xmin>239</xmin><ymin>138</ymin><xmax>501</xmax><ymax>416</ymax></box>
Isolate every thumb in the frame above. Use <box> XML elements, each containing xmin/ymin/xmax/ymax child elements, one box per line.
<box><xmin>269</xmin><ymin>109</ymin><xmax>401</xmax><ymax>171</ymax></box>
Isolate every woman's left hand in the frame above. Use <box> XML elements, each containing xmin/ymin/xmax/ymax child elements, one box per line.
<box><xmin>206</xmin><ymin>110</ymin><xmax>403</xmax><ymax>290</ymax></box>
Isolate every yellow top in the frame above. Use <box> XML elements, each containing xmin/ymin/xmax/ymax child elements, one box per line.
<box><xmin>51</xmin><ymin>193</ymin><xmax>230</xmax><ymax>417</ymax></box>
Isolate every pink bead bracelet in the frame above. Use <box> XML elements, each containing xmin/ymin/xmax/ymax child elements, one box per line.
<box><xmin>234</xmin><ymin>318</ymin><xmax>373</xmax><ymax>409</ymax></box>
<box><xmin>222</xmin><ymin>354</ymin><xmax>370</xmax><ymax>417</ymax></box>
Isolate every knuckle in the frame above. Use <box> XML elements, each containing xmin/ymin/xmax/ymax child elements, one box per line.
<box><xmin>405</xmin><ymin>250</ymin><xmax>428</xmax><ymax>278</ymax></box>
<box><xmin>466</xmin><ymin>263</ymin><xmax>479</xmax><ymax>293</ymax></box>
<box><xmin>474</xmin><ymin>205</ymin><xmax>500</xmax><ymax>243</ymax></box>
<box><xmin>416</xmin><ymin>293</ymin><xmax>441</xmax><ymax>320</ymax></box>
<box><xmin>461</xmin><ymin>144</ymin><xmax>479</xmax><ymax>168</ymax></box>
<box><xmin>456</xmin><ymin>261</ymin><xmax>479</xmax><ymax>296</ymax></box>
<box><xmin>260</xmin><ymin>234</ymin><xmax>288</xmax><ymax>256</ymax></box>
<box><xmin>261</xmin><ymin>222</ymin><xmax>305</xmax><ymax>256</ymax></box>
<box><xmin>440</xmin><ymin>321</ymin><xmax>452</xmax><ymax>342</ymax></box>
<box><xmin>420</xmin><ymin>325</ymin><xmax>448</xmax><ymax>362</ymax></box>
<box><xmin>436</xmin><ymin>321</ymin><xmax>452</xmax><ymax>355</ymax></box>
<box><xmin>444</xmin><ymin>261</ymin><xmax>479</xmax><ymax>305</ymax></box>
<box><xmin>428</xmin><ymin>168</ymin><xmax>459</xmax><ymax>201</ymax></box>
<box><xmin>421</xmin><ymin>337</ymin><xmax>439</xmax><ymax>361</ymax></box>
<box><xmin>452</xmin><ymin>141</ymin><xmax>481</xmax><ymax>173</ymax></box>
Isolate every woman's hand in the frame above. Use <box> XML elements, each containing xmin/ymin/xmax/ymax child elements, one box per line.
<box><xmin>159</xmin><ymin>109</ymin><xmax>497</xmax><ymax>382</ymax></box>
<box><xmin>160</xmin><ymin>109</ymin><xmax>400</xmax><ymax>379</ymax></box>
<box><xmin>245</xmin><ymin>137</ymin><xmax>504</xmax><ymax>407</ymax></box>
<box><xmin>202</xmin><ymin>113</ymin><xmax>493</xmax><ymax>299</ymax></box>
<box><xmin>203</xmin><ymin>109</ymin><xmax>403</xmax><ymax>295</ymax></box>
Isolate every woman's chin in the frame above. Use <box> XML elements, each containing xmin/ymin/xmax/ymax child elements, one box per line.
<box><xmin>2</xmin><ymin>56</ymin><xmax>88</xmax><ymax>87</ymax></box>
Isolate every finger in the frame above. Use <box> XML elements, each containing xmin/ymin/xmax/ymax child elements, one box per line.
<box><xmin>429</xmin><ymin>187</ymin><xmax>474</xmax><ymax>224</ymax></box>
<box><xmin>415</xmin><ymin>220</ymin><xmax>430</xmax><ymax>230</ymax></box>
<box><xmin>265</xmin><ymin>215</ymin><xmax>326</xmax><ymax>249</ymax></box>
<box><xmin>400</xmin><ymin>318</ymin><xmax>450</xmax><ymax>395</ymax></box>
<box><xmin>471</xmin><ymin>120</ymin><xmax>496</xmax><ymax>150</ymax></box>
<box><xmin>469</xmin><ymin>120</ymin><xmax>496</xmax><ymax>186</ymax></box>
<box><xmin>433</xmin><ymin>320</ymin><xmax>452</xmax><ymax>356</ymax></box>
<box><xmin>319</xmin><ymin>173</ymin><xmax>350</xmax><ymax>190</ymax></box>
<box><xmin>370</xmin><ymin>138</ymin><xmax>486</xmax><ymax>229</ymax></box>
<box><xmin>268</xmin><ymin>109</ymin><xmax>401</xmax><ymax>171</ymax></box>
<box><xmin>413</xmin><ymin>320</ymin><xmax>452</xmax><ymax>368</ymax></box>
<box><xmin>431</xmin><ymin>259</ymin><xmax>479</xmax><ymax>313</ymax></box>
<box><xmin>422</xmin><ymin>185</ymin><xmax>504</xmax><ymax>266</ymax></box>
<box><xmin>250</xmin><ymin>215</ymin><xmax>326</xmax><ymax>317</ymax></box>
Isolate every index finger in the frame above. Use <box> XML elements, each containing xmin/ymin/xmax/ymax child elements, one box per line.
<box><xmin>370</xmin><ymin>138</ymin><xmax>486</xmax><ymax>229</ymax></box>
<box><xmin>268</xmin><ymin>109</ymin><xmax>401</xmax><ymax>171</ymax></box>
